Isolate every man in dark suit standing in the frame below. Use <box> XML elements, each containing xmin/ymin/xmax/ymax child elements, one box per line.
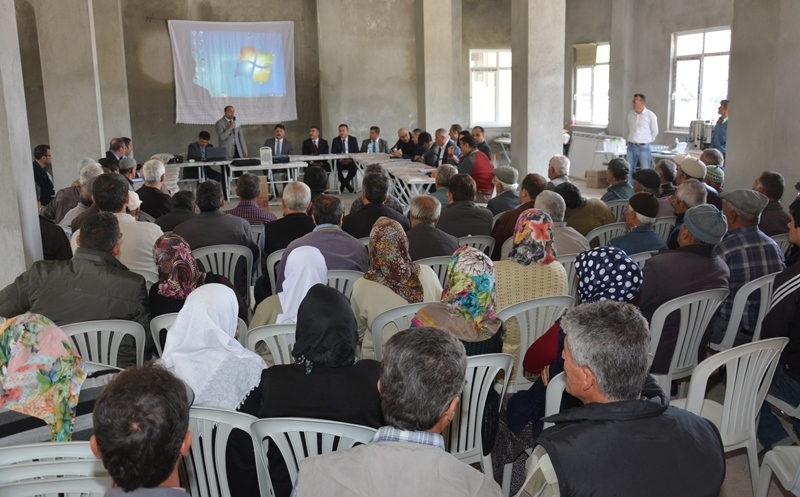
<box><xmin>360</xmin><ymin>126</ymin><xmax>390</xmax><ymax>154</ymax></box>
<box><xmin>105</xmin><ymin>137</ymin><xmax>125</xmax><ymax>161</ymax></box>
<box><xmin>302</xmin><ymin>125</ymin><xmax>330</xmax><ymax>170</ymax></box>
<box><xmin>263</xmin><ymin>123</ymin><xmax>294</xmax><ymax>158</ymax></box>
<box><xmin>331</xmin><ymin>123</ymin><xmax>360</xmax><ymax>193</ymax></box>
<box><xmin>32</xmin><ymin>144</ymin><xmax>55</xmax><ymax>207</ymax></box>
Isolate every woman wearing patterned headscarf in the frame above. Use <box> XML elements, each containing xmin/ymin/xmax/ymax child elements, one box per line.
<box><xmin>351</xmin><ymin>217</ymin><xmax>442</xmax><ymax>359</ymax></box>
<box><xmin>494</xmin><ymin>209</ymin><xmax>568</xmax><ymax>382</ymax></box>
<box><xmin>260</xmin><ymin>284</ymin><xmax>382</xmax><ymax>497</ymax></box>
<box><xmin>411</xmin><ymin>245</ymin><xmax>504</xmax><ymax>355</ymax></box>
<box><xmin>149</xmin><ymin>233</ymin><xmax>247</xmax><ymax>322</ymax></box>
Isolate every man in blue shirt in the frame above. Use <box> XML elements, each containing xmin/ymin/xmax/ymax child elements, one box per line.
<box><xmin>711</xmin><ymin>99</ymin><xmax>728</xmax><ymax>156</ymax></box>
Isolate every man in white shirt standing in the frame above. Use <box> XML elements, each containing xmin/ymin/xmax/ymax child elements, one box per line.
<box><xmin>626</xmin><ymin>93</ymin><xmax>658</xmax><ymax>183</ymax></box>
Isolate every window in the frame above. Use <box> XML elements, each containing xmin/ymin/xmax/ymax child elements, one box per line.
<box><xmin>573</xmin><ymin>43</ymin><xmax>610</xmax><ymax>126</ymax></box>
<box><xmin>469</xmin><ymin>50</ymin><xmax>511</xmax><ymax>126</ymax></box>
<box><xmin>671</xmin><ymin>28</ymin><xmax>730</xmax><ymax>129</ymax></box>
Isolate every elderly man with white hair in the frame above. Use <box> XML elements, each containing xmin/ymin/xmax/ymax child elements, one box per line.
<box><xmin>41</xmin><ymin>159</ymin><xmax>103</xmax><ymax>223</ymax></box>
<box><xmin>533</xmin><ymin>190</ymin><xmax>589</xmax><ymax>255</ymax></box>
<box><xmin>545</xmin><ymin>155</ymin><xmax>571</xmax><ymax>190</ymax></box>
<box><xmin>487</xmin><ymin>166</ymin><xmax>520</xmax><ymax>216</ymax></box>
<box><xmin>137</xmin><ymin>159</ymin><xmax>173</xmax><ymax>218</ymax></box>
<box><xmin>406</xmin><ymin>195</ymin><xmax>459</xmax><ymax>261</ymax></box>
<box><xmin>667</xmin><ymin>178</ymin><xmax>708</xmax><ymax>249</ymax></box>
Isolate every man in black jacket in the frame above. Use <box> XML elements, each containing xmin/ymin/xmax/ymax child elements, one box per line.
<box><xmin>342</xmin><ymin>172</ymin><xmax>410</xmax><ymax>239</ymax></box>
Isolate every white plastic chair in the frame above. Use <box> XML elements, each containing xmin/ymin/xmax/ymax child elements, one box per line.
<box><xmin>250</xmin><ymin>417</ymin><xmax>376</xmax><ymax>493</ymax></box>
<box><xmin>629</xmin><ymin>250</ymin><xmax>654</xmax><ymax>269</ymax></box>
<box><xmin>245</xmin><ymin>324</ymin><xmax>297</xmax><ymax>366</ymax></box>
<box><xmin>130</xmin><ymin>268</ymin><xmax>158</xmax><ymax>286</ymax></box>
<box><xmin>648</xmin><ymin>288</ymin><xmax>729</xmax><ymax>396</ymax></box>
<box><xmin>710</xmin><ymin>272</ymin><xmax>779</xmax><ymax>352</ymax></box>
<box><xmin>585</xmin><ymin>222</ymin><xmax>627</xmax><ymax>247</ymax></box>
<box><xmin>0</xmin><ymin>441</ymin><xmax>95</xmax><ymax>466</ymax></box>
<box><xmin>193</xmin><ymin>244</ymin><xmax>254</xmax><ymax>306</ymax></box>
<box><xmin>653</xmin><ymin>216</ymin><xmax>677</xmax><ymax>241</ymax></box>
<box><xmin>149</xmin><ymin>312</ymin><xmax>178</xmax><ymax>357</ymax></box>
<box><xmin>443</xmin><ymin>353</ymin><xmax>513</xmax><ymax>474</ymax></box>
<box><xmin>82</xmin><ymin>361</ymin><xmax>123</xmax><ymax>374</ymax></box>
<box><xmin>458</xmin><ymin>235</ymin><xmax>495</xmax><ymax>256</ymax></box>
<box><xmin>671</xmin><ymin>338</ymin><xmax>788</xmax><ymax>496</ymax></box>
<box><xmin>370</xmin><ymin>302</ymin><xmax>429</xmax><ymax>361</ymax></box>
<box><xmin>266</xmin><ymin>248</ymin><xmax>286</xmax><ymax>296</ymax></box>
<box><xmin>496</xmin><ymin>296</ymin><xmax>574</xmax><ymax>393</ymax></box>
<box><xmin>414</xmin><ymin>255</ymin><xmax>452</xmax><ymax>288</ymax></box>
<box><xmin>326</xmin><ymin>270</ymin><xmax>363</xmax><ymax>300</ymax></box>
<box><xmin>250</xmin><ymin>224</ymin><xmax>266</xmax><ymax>279</ymax></box>
<box><xmin>605</xmin><ymin>199</ymin><xmax>628</xmax><ymax>220</ymax></box>
<box><xmin>756</xmin><ymin>445</ymin><xmax>800</xmax><ymax>497</ymax></box>
<box><xmin>492</xmin><ymin>212</ymin><xmax>504</xmax><ymax>229</ymax></box>
<box><xmin>770</xmin><ymin>233</ymin><xmax>792</xmax><ymax>255</ymax></box>
<box><xmin>184</xmin><ymin>407</ymin><xmax>265</xmax><ymax>497</ymax></box>
<box><xmin>0</xmin><ymin>477</ymin><xmax>111</xmax><ymax>496</ymax></box>
<box><xmin>0</xmin><ymin>459</ymin><xmax>108</xmax><ymax>485</ymax></box>
<box><xmin>556</xmin><ymin>253</ymin><xmax>580</xmax><ymax>303</ymax></box>
<box><xmin>60</xmin><ymin>319</ymin><xmax>145</xmax><ymax>368</ymax></box>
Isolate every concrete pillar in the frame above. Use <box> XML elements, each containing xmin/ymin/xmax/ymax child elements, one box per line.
<box><xmin>607</xmin><ymin>0</ymin><xmax>635</xmax><ymax>138</ymax></box>
<box><xmin>34</xmin><ymin>0</ymin><xmax>131</xmax><ymax>190</ymax></box>
<box><xmin>415</xmin><ymin>0</ymin><xmax>462</xmax><ymax>130</ymax></box>
<box><xmin>0</xmin><ymin>0</ymin><xmax>42</xmax><ymax>286</ymax></box>
<box><xmin>510</xmin><ymin>0</ymin><xmax>565</xmax><ymax>176</ymax></box>
<box><xmin>726</xmin><ymin>0</ymin><xmax>800</xmax><ymax>190</ymax></box>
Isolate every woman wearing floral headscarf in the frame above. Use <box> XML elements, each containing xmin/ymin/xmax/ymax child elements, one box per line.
<box><xmin>411</xmin><ymin>245</ymin><xmax>504</xmax><ymax>355</ymax></box>
<box><xmin>351</xmin><ymin>217</ymin><xmax>442</xmax><ymax>358</ymax></box>
<box><xmin>149</xmin><ymin>233</ymin><xmax>247</xmax><ymax>322</ymax></box>
<box><xmin>494</xmin><ymin>209</ymin><xmax>568</xmax><ymax>382</ymax></box>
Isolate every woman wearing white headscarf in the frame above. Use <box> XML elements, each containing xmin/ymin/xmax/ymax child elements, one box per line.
<box><xmin>250</xmin><ymin>246</ymin><xmax>328</xmax><ymax>327</ymax></box>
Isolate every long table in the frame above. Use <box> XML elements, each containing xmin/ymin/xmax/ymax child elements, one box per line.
<box><xmin>351</xmin><ymin>155</ymin><xmax>435</xmax><ymax>207</ymax></box>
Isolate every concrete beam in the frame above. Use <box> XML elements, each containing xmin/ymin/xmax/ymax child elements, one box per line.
<box><xmin>608</xmin><ymin>0</ymin><xmax>635</xmax><ymax>138</ymax></box>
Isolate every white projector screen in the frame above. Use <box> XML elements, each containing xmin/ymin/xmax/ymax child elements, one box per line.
<box><xmin>168</xmin><ymin>20</ymin><xmax>297</xmax><ymax>125</ymax></box>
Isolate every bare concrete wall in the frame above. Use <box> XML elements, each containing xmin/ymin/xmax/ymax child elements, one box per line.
<box><xmin>120</xmin><ymin>0</ymin><xmax>320</xmax><ymax>160</ymax></box>
<box><xmin>15</xmin><ymin>0</ymin><xmax>48</xmax><ymax>149</ymax></box>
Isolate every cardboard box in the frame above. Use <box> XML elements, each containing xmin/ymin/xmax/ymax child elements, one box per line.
<box><xmin>256</xmin><ymin>176</ymin><xmax>270</xmax><ymax>210</ymax></box>
<box><xmin>585</xmin><ymin>170</ymin><xmax>609</xmax><ymax>189</ymax></box>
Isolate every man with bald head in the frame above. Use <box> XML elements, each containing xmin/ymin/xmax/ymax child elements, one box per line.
<box><xmin>391</xmin><ymin>128</ymin><xmax>417</xmax><ymax>159</ymax></box>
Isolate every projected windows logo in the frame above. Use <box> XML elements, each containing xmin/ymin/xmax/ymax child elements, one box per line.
<box><xmin>235</xmin><ymin>46</ymin><xmax>274</xmax><ymax>84</ymax></box>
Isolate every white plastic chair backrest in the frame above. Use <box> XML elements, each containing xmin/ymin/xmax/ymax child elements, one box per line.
<box><xmin>245</xmin><ymin>325</ymin><xmax>297</xmax><ymax>365</ymax></box>
<box><xmin>457</xmin><ymin>235</ymin><xmax>495</xmax><ymax>256</ymax></box>
<box><xmin>184</xmin><ymin>407</ymin><xmax>263</xmax><ymax>497</ymax></box>
<box><xmin>250</xmin><ymin>417</ymin><xmax>376</xmax><ymax>489</ymax></box>
<box><xmin>138</xmin><ymin>210</ymin><xmax>157</xmax><ymax>223</ymax></box>
<box><xmin>606</xmin><ymin>199</ymin><xmax>628</xmax><ymax>220</ymax></box>
<box><xmin>250</xmin><ymin>225</ymin><xmax>266</xmax><ymax>277</ymax></box>
<box><xmin>648</xmin><ymin>288</ymin><xmax>728</xmax><ymax>387</ymax></box>
<box><xmin>82</xmin><ymin>361</ymin><xmax>123</xmax><ymax>374</ymax></box>
<box><xmin>653</xmin><ymin>216</ymin><xmax>677</xmax><ymax>241</ymax></box>
<box><xmin>585</xmin><ymin>222</ymin><xmax>626</xmax><ymax>247</ymax></box>
<box><xmin>150</xmin><ymin>153</ymin><xmax>174</xmax><ymax>164</ymax></box>
<box><xmin>357</xmin><ymin>237</ymin><xmax>370</xmax><ymax>247</ymax></box>
<box><xmin>682</xmin><ymin>338</ymin><xmax>788</xmax><ymax>447</ymax></box>
<box><xmin>260</xmin><ymin>146</ymin><xmax>273</xmax><ymax>164</ymax></box>
<box><xmin>443</xmin><ymin>354</ymin><xmax>513</xmax><ymax>463</ymax></box>
<box><xmin>326</xmin><ymin>270</ymin><xmax>363</xmax><ymax>300</ymax></box>
<box><xmin>149</xmin><ymin>312</ymin><xmax>179</xmax><ymax>357</ymax></box>
<box><xmin>629</xmin><ymin>251</ymin><xmax>654</xmax><ymax>269</ymax></box>
<box><xmin>0</xmin><ymin>476</ymin><xmax>112</xmax><ymax>496</ymax></box>
<box><xmin>0</xmin><ymin>459</ymin><xmax>108</xmax><ymax>485</ymax></box>
<box><xmin>496</xmin><ymin>296</ymin><xmax>574</xmax><ymax>388</ymax></box>
<box><xmin>266</xmin><ymin>248</ymin><xmax>286</xmax><ymax>297</ymax></box>
<box><xmin>60</xmin><ymin>319</ymin><xmax>145</xmax><ymax>367</ymax></box>
<box><xmin>193</xmin><ymin>244</ymin><xmax>254</xmax><ymax>305</ymax></box>
<box><xmin>555</xmin><ymin>253</ymin><xmax>579</xmax><ymax>303</ymax></box>
<box><xmin>130</xmin><ymin>268</ymin><xmax>158</xmax><ymax>285</ymax></box>
<box><xmin>712</xmin><ymin>272</ymin><xmax>779</xmax><ymax>351</ymax></box>
<box><xmin>544</xmin><ymin>372</ymin><xmax>568</xmax><ymax>430</ymax></box>
<box><xmin>0</xmin><ymin>441</ymin><xmax>94</xmax><ymax>466</ymax></box>
<box><xmin>236</xmin><ymin>318</ymin><xmax>248</xmax><ymax>347</ymax></box>
<box><xmin>414</xmin><ymin>255</ymin><xmax>452</xmax><ymax>287</ymax></box>
<box><xmin>492</xmin><ymin>212</ymin><xmax>504</xmax><ymax>229</ymax></box>
<box><xmin>770</xmin><ymin>233</ymin><xmax>791</xmax><ymax>255</ymax></box>
<box><xmin>371</xmin><ymin>302</ymin><xmax>429</xmax><ymax>361</ymax></box>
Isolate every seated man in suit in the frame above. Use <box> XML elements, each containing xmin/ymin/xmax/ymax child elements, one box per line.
<box><xmin>186</xmin><ymin>131</ymin><xmax>223</xmax><ymax>182</ymax></box>
<box><xmin>407</xmin><ymin>195</ymin><xmax>459</xmax><ymax>260</ymax></box>
<box><xmin>32</xmin><ymin>144</ymin><xmax>55</xmax><ymax>207</ymax></box>
<box><xmin>137</xmin><ymin>159</ymin><xmax>173</xmax><ymax>219</ymax></box>
<box><xmin>331</xmin><ymin>123</ymin><xmax>360</xmax><ymax>193</ymax></box>
<box><xmin>91</xmin><ymin>363</ymin><xmax>192</xmax><ymax>497</ymax></box>
<box><xmin>302</xmin><ymin>125</ymin><xmax>330</xmax><ymax>170</ymax></box>
<box><xmin>106</xmin><ymin>137</ymin><xmax>126</xmax><ymax>161</ymax></box>
<box><xmin>423</xmin><ymin>128</ymin><xmax>450</xmax><ymax>167</ymax></box>
<box><xmin>342</xmin><ymin>172</ymin><xmax>410</xmax><ymax>239</ymax></box>
<box><xmin>263</xmin><ymin>123</ymin><xmax>295</xmax><ymax>158</ymax></box>
<box><xmin>437</xmin><ymin>174</ymin><xmax>493</xmax><ymax>238</ymax></box>
<box><xmin>390</xmin><ymin>128</ymin><xmax>417</xmax><ymax>159</ymax></box>
<box><xmin>360</xmin><ymin>125</ymin><xmax>390</xmax><ymax>154</ymax></box>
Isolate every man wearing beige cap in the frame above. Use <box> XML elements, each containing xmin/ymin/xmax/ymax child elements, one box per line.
<box><xmin>709</xmin><ymin>189</ymin><xmax>786</xmax><ymax>346</ymax></box>
<box><xmin>608</xmin><ymin>192</ymin><xmax>668</xmax><ymax>255</ymax></box>
<box><xmin>677</xmin><ymin>156</ymin><xmax>721</xmax><ymax>209</ymax></box>
<box><xmin>634</xmin><ymin>203</ymin><xmax>730</xmax><ymax>373</ymax></box>
<box><xmin>487</xmin><ymin>166</ymin><xmax>520</xmax><ymax>216</ymax></box>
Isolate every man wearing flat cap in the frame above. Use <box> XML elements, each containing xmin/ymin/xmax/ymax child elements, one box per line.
<box><xmin>677</xmin><ymin>157</ymin><xmax>722</xmax><ymax>209</ymax></box>
<box><xmin>709</xmin><ymin>189</ymin><xmax>786</xmax><ymax>346</ymax></box>
<box><xmin>632</xmin><ymin>169</ymin><xmax>673</xmax><ymax>219</ymax></box>
<box><xmin>600</xmin><ymin>158</ymin><xmax>634</xmax><ymax>203</ymax></box>
<box><xmin>487</xmin><ymin>166</ymin><xmax>520</xmax><ymax>216</ymax></box>
<box><xmin>608</xmin><ymin>192</ymin><xmax>668</xmax><ymax>255</ymax></box>
<box><xmin>634</xmin><ymin>204</ymin><xmax>730</xmax><ymax>373</ymax></box>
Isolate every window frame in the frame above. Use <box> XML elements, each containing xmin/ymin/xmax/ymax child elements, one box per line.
<box><xmin>669</xmin><ymin>26</ymin><xmax>731</xmax><ymax>131</ymax></box>
<box><xmin>468</xmin><ymin>49</ymin><xmax>512</xmax><ymax>127</ymax></box>
<box><xmin>573</xmin><ymin>42</ymin><xmax>610</xmax><ymax>126</ymax></box>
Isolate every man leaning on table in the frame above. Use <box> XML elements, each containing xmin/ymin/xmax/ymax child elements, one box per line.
<box><xmin>626</xmin><ymin>93</ymin><xmax>658</xmax><ymax>179</ymax></box>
